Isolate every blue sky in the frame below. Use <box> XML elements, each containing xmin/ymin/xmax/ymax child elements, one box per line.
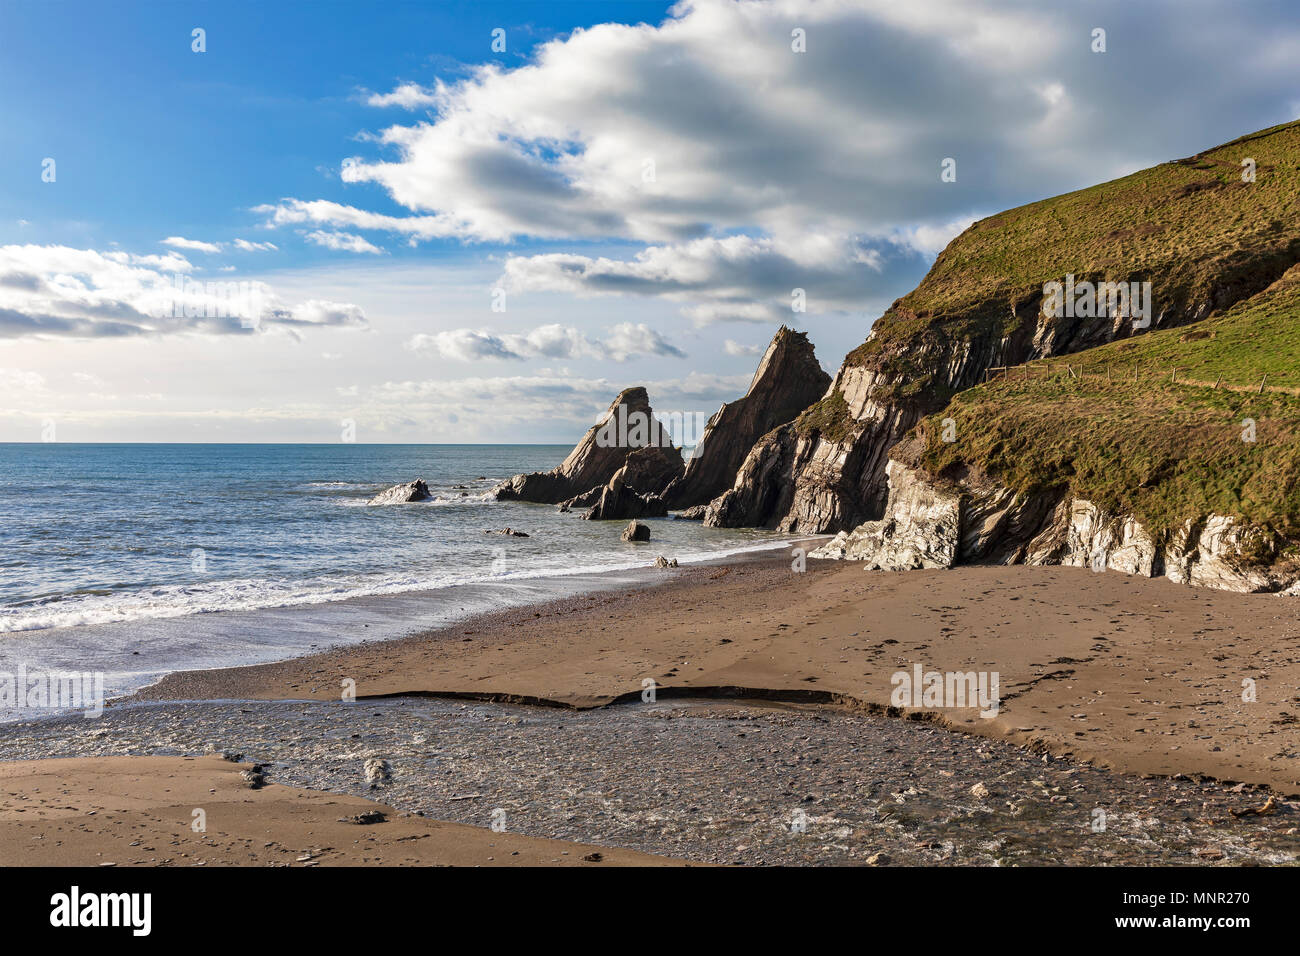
<box><xmin>4</xmin><ymin>0</ymin><xmax>1300</xmax><ymax>442</ymax></box>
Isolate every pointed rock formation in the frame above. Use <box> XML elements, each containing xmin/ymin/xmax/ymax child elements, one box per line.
<box><xmin>664</xmin><ymin>327</ymin><xmax>829</xmax><ymax>510</ymax></box>
<box><xmin>493</xmin><ymin>387</ymin><xmax>683</xmax><ymax>508</ymax></box>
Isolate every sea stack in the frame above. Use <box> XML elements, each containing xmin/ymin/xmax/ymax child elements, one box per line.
<box><xmin>492</xmin><ymin>387</ymin><xmax>683</xmax><ymax>507</ymax></box>
<box><xmin>664</xmin><ymin>326</ymin><xmax>829</xmax><ymax>510</ymax></box>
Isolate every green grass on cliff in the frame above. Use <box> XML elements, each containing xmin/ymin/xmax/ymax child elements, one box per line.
<box><xmin>911</xmin><ymin>270</ymin><xmax>1300</xmax><ymax>543</ymax></box>
<box><xmin>850</xmin><ymin>120</ymin><xmax>1300</xmax><ymax>380</ymax></box>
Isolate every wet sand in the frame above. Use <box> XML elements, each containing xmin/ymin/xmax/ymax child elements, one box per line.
<box><xmin>143</xmin><ymin>557</ymin><xmax>1300</xmax><ymax>794</ymax></box>
<box><xmin>0</xmin><ymin>754</ymin><xmax>680</xmax><ymax>866</ymax></box>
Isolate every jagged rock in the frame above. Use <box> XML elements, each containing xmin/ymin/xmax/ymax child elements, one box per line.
<box><xmin>368</xmin><ymin>479</ymin><xmax>431</xmax><ymax>505</ymax></box>
<box><xmin>816</xmin><ymin>453</ymin><xmax>1300</xmax><ymax>594</ymax></box>
<box><xmin>653</xmin><ymin>556</ymin><xmax>678</xmax><ymax>568</ymax></box>
<box><xmin>483</xmin><ymin>528</ymin><xmax>530</xmax><ymax>537</ymax></box>
<box><xmin>675</xmin><ymin>504</ymin><xmax>708</xmax><ymax>520</ymax></box>
<box><xmin>808</xmin><ymin>461</ymin><xmax>959</xmax><ymax>569</ymax></box>
<box><xmin>580</xmin><ymin>479</ymin><xmax>669</xmax><ymax>521</ymax></box>
<box><xmin>562</xmin><ymin>446</ymin><xmax>680</xmax><ymax>520</ymax></box>
<box><xmin>493</xmin><ymin>387</ymin><xmax>682</xmax><ymax>505</ymax></box>
<box><xmin>663</xmin><ymin>327</ymin><xmax>829</xmax><ymax>509</ymax></box>
<box><xmin>703</xmin><ymin>425</ymin><xmax>799</xmax><ymax>528</ymax></box>
<box><xmin>621</xmin><ymin>520</ymin><xmax>651</xmax><ymax>542</ymax></box>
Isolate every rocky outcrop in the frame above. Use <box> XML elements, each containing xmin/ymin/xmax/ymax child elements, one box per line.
<box><xmin>702</xmin><ymin>424</ymin><xmax>799</xmax><ymax>528</ymax></box>
<box><xmin>368</xmin><ymin>479</ymin><xmax>432</xmax><ymax>505</ymax></box>
<box><xmin>663</xmin><ymin>327</ymin><xmax>829</xmax><ymax>509</ymax></box>
<box><xmin>813</xmin><ymin>458</ymin><xmax>1300</xmax><ymax>594</ymax></box>
<box><xmin>709</xmin><ymin>126</ymin><xmax>1300</xmax><ymax>538</ymax></box>
<box><xmin>621</xmin><ymin>520</ymin><xmax>651</xmax><ymax>542</ymax></box>
<box><xmin>808</xmin><ymin>460</ymin><xmax>958</xmax><ymax>569</ymax></box>
<box><xmin>493</xmin><ymin>387</ymin><xmax>682</xmax><ymax>506</ymax></box>
<box><xmin>575</xmin><ymin>473</ymin><xmax>670</xmax><ymax>522</ymax></box>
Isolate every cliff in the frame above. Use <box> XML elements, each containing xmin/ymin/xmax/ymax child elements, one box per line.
<box><xmin>706</xmin><ymin>120</ymin><xmax>1300</xmax><ymax>534</ymax></box>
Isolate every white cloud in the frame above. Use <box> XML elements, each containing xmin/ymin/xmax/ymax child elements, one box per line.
<box><xmin>365</xmin><ymin>82</ymin><xmax>440</xmax><ymax>109</ymax></box>
<box><xmin>304</xmin><ymin>230</ymin><xmax>385</xmax><ymax>254</ymax></box>
<box><xmin>252</xmin><ymin>0</ymin><xmax>1300</xmax><ymax>325</ymax></box>
<box><xmin>501</xmin><ymin>234</ymin><xmax>882</xmax><ymax>324</ymax></box>
<box><xmin>162</xmin><ymin>236</ymin><xmax>222</xmax><ymax>254</ymax></box>
<box><xmin>724</xmin><ymin>339</ymin><xmax>762</xmax><ymax>357</ymax></box>
<box><xmin>407</xmin><ymin>321</ymin><xmax>685</xmax><ymax>362</ymax></box>
<box><xmin>232</xmin><ymin>238</ymin><xmax>279</xmax><ymax>252</ymax></box>
<box><xmin>0</xmin><ymin>244</ymin><xmax>369</xmax><ymax>339</ymax></box>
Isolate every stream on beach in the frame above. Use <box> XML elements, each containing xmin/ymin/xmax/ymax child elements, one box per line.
<box><xmin>1</xmin><ymin>696</ymin><xmax>1296</xmax><ymax>866</ymax></box>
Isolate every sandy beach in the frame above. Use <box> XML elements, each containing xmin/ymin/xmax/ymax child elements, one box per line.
<box><xmin>143</xmin><ymin>555</ymin><xmax>1300</xmax><ymax>794</ymax></box>
<box><xmin>4</xmin><ymin>552</ymin><xmax>1298</xmax><ymax>867</ymax></box>
<box><xmin>0</xmin><ymin>754</ymin><xmax>680</xmax><ymax>867</ymax></box>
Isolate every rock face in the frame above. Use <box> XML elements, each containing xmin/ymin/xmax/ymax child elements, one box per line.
<box><xmin>664</xmin><ymin>327</ymin><xmax>829</xmax><ymax>509</ymax></box>
<box><xmin>493</xmin><ymin>387</ymin><xmax>683</xmax><ymax>508</ymax></box>
<box><xmin>707</xmin><ymin>126</ymin><xmax>1300</xmax><ymax>537</ymax></box>
<box><xmin>621</xmin><ymin>520</ymin><xmax>651</xmax><ymax>542</ymax></box>
<box><xmin>812</xmin><ymin>457</ymin><xmax>1300</xmax><ymax>594</ymax></box>
<box><xmin>808</xmin><ymin>460</ymin><xmax>959</xmax><ymax>570</ymax></box>
<box><xmin>703</xmin><ymin>425</ymin><xmax>799</xmax><ymax>529</ymax></box>
<box><xmin>369</xmin><ymin>479</ymin><xmax>432</xmax><ymax>505</ymax></box>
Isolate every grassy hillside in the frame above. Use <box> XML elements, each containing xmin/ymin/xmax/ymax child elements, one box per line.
<box><xmin>850</xmin><ymin>120</ymin><xmax>1300</xmax><ymax>384</ymax></box>
<box><xmin>913</xmin><ymin>267</ymin><xmax>1300</xmax><ymax>543</ymax></box>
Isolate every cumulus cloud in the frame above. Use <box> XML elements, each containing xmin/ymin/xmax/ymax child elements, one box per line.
<box><xmin>254</xmin><ymin>0</ymin><xmax>1300</xmax><ymax>323</ymax></box>
<box><xmin>0</xmin><ymin>244</ymin><xmax>369</xmax><ymax>339</ymax></box>
<box><xmin>406</xmin><ymin>321</ymin><xmax>685</xmax><ymax>362</ymax></box>
<box><xmin>501</xmin><ymin>234</ymin><xmax>882</xmax><ymax>324</ymax></box>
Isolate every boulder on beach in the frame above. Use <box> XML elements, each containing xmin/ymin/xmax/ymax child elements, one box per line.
<box><xmin>621</xmin><ymin>520</ymin><xmax>651</xmax><ymax>542</ymax></box>
<box><xmin>653</xmin><ymin>555</ymin><xmax>678</xmax><ymax>568</ymax></box>
<box><xmin>368</xmin><ymin>479</ymin><xmax>432</xmax><ymax>505</ymax></box>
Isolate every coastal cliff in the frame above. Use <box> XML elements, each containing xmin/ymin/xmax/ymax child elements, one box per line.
<box><xmin>706</xmin><ymin>121</ymin><xmax>1300</xmax><ymax>537</ymax></box>
<box><xmin>812</xmin><ymin>457</ymin><xmax>1300</xmax><ymax>594</ymax></box>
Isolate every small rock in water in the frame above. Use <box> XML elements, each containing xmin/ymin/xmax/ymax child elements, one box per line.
<box><xmin>368</xmin><ymin>479</ymin><xmax>431</xmax><ymax>505</ymax></box>
<box><xmin>622</xmin><ymin>520</ymin><xmax>651</xmax><ymax>542</ymax></box>
<box><xmin>653</xmin><ymin>555</ymin><xmax>679</xmax><ymax>568</ymax></box>
<box><xmin>364</xmin><ymin>758</ymin><xmax>392</xmax><ymax>787</ymax></box>
<box><xmin>484</xmin><ymin>527</ymin><xmax>529</xmax><ymax>537</ymax></box>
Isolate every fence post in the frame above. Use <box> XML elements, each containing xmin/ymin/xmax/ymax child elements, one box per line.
<box><xmin>1258</xmin><ymin>374</ymin><xmax>1268</xmax><ymax>395</ymax></box>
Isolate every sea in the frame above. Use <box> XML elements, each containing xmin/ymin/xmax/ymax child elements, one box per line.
<box><xmin>0</xmin><ymin>443</ymin><xmax>791</xmax><ymax>719</ymax></box>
